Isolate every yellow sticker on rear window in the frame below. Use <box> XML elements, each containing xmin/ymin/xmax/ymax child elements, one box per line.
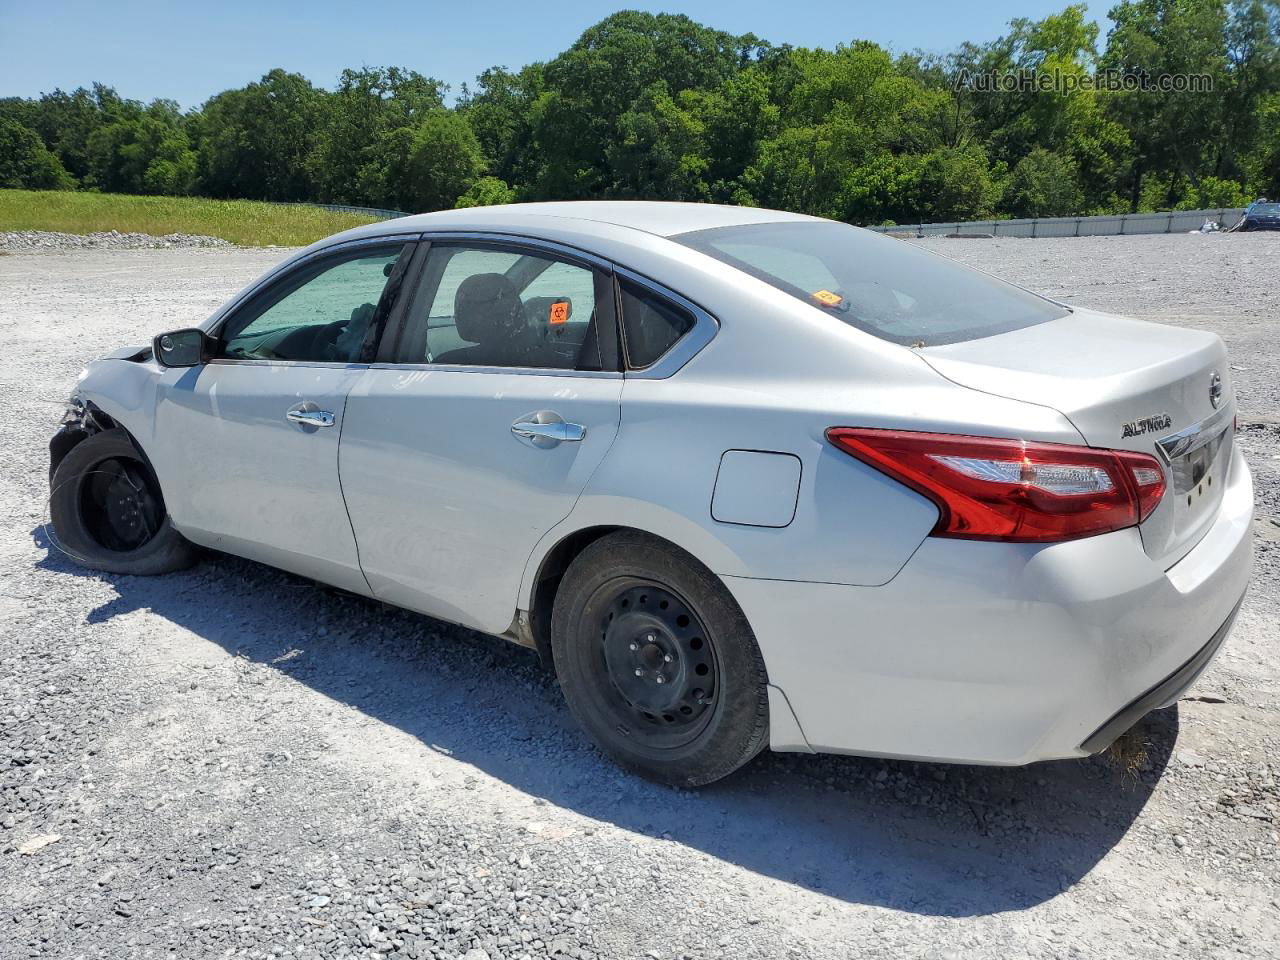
<box><xmin>548</xmin><ymin>301</ymin><xmax>570</xmax><ymax>325</ymax></box>
<box><xmin>812</xmin><ymin>289</ymin><xmax>844</xmax><ymax>308</ymax></box>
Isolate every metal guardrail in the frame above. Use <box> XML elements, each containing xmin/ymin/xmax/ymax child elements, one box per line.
<box><xmin>276</xmin><ymin>201</ymin><xmax>410</xmax><ymax>220</ymax></box>
<box><xmin>280</xmin><ymin>202</ymin><xmax>1249</xmax><ymax>233</ymax></box>
<box><xmin>868</xmin><ymin>208</ymin><xmax>1246</xmax><ymax>238</ymax></box>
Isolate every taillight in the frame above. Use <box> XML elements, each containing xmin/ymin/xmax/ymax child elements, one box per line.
<box><xmin>826</xmin><ymin>428</ymin><xmax>1166</xmax><ymax>543</ymax></box>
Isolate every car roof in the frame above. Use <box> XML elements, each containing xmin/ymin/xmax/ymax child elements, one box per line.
<box><xmin>357</xmin><ymin>201</ymin><xmax>823</xmax><ymax>240</ymax></box>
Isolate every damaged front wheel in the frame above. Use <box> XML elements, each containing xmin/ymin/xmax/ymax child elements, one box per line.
<box><xmin>48</xmin><ymin>428</ymin><xmax>196</xmax><ymax>575</ymax></box>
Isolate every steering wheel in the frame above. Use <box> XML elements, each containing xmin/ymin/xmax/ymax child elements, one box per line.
<box><xmin>312</xmin><ymin>319</ymin><xmax>349</xmax><ymax>360</ymax></box>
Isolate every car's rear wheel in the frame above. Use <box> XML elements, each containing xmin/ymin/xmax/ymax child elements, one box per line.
<box><xmin>551</xmin><ymin>531</ymin><xmax>769</xmax><ymax>786</ymax></box>
<box><xmin>49</xmin><ymin>428</ymin><xmax>196</xmax><ymax>575</ymax></box>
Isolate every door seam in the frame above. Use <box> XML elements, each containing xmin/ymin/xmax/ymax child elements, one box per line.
<box><xmin>517</xmin><ymin>379</ymin><xmax>625</xmax><ymax>610</ymax></box>
<box><xmin>334</xmin><ymin>387</ymin><xmax>377</xmax><ymax>596</ymax></box>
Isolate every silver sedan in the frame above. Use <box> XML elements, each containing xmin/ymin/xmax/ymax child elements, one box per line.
<box><xmin>50</xmin><ymin>202</ymin><xmax>1253</xmax><ymax>785</ymax></box>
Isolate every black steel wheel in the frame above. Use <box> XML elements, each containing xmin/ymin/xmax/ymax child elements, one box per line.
<box><xmin>552</xmin><ymin>530</ymin><xmax>769</xmax><ymax>786</ymax></box>
<box><xmin>597</xmin><ymin>581</ymin><xmax>718</xmax><ymax>747</ymax></box>
<box><xmin>78</xmin><ymin>456</ymin><xmax>165</xmax><ymax>552</ymax></box>
<box><xmin>49</xmin><ymin>428</ymin><xmax>196</xmax><ymax>575</ymax></box>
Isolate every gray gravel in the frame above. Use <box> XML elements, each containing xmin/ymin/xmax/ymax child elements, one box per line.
<box><xmin>0</xmin><ymin>230</ymin><xmax>230</xmax><ymax>252</ymax></box>
<box><xmin>1</xmin><ymin>236</ymin><xmax>1278</xmax><ymax>959</ymax></box>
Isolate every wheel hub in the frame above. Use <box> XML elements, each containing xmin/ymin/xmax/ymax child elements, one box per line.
<box><xmin>600</xmin><ymin>584</ymin><xmax>715</xmax><ymax>728</ymax></box>
<box><xmin>81</xmin><ymin>457</ymin><xmax>162</xmax><ymax>552</ymax></box>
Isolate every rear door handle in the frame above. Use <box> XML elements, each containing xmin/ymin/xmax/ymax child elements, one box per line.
<box><xmin>286</xmin><ymin>409</ymin><xmax>335</xmax><ymax>428</ymax></box>
<box><xmin>511</xmin><ymin>418</ymin><xmax>586</xmax><ymax>444</ymax></box>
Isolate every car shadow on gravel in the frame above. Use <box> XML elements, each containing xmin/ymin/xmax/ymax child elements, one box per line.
<box><xmin>36</xmin><ymin>532</ymin><xmax>1176</xmax><ymax>918</ymax></box>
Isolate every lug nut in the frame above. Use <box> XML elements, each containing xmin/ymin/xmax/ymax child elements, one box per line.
<box><xmin>646</xmin><ymin>634</ymin><xmax>655</xmax><ymax>642</ymax></box>
<box><xmin>655</xmin><ymin>676</ymin><xmax>665</xmax><ymax>684</ymax></box>
<box><xmin>629</xmin><ymin>642</ymin><xmax>638</xmax><ymax>651</ymax></box>
<box><xmin>663</xmin><ymin>654</ymin><xmax>672</xmax><ymax>662</ymax></box>
<box><xmin>634</xmin><ymin>668</ymin><xmax>643</xmax><ymax>676</ymax></box>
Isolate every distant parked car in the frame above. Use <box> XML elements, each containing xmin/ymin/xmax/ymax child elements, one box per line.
<box><xmin>49</xmin><ymin>202</ymin><xmax>1253</xmax><ymax>785</ymax></box>
<box><xmin>1238</xmin><ymin>198</ymin><xmax>1280</xmax><ymax>230</ymax></box>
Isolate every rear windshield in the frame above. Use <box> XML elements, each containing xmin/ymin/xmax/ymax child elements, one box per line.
<box><xmin>673</xmin><ymin>220</ymin><xmax>1068</xmax><ymax>346</ymax></box>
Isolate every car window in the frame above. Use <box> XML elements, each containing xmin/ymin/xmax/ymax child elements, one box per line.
<box><xmin>401</xmin><ymin>244</ymin><xmax>601</xmax><ymax>370</ymax></box>
<box><xmin>674</xmin><ymin>221</ymin><xmax>1067</xmax><ymax>346</ymax></box>
<box><xmin>219</xmin><ymin>245</ymin><xmax>405</xmax><ymax>362</ymax></box>
<box><xmin>618</xmin><ymin>278</ymin><xmax>696</xmax><ymax>368</ymax></box>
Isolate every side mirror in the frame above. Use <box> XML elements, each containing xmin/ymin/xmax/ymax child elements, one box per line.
<box><xmin>153</xmin><ymin>328</ymin><xmax>210</xmax><ymax>368</ymax></box>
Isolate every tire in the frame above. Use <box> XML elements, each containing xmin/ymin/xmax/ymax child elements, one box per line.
<box><xmin>551</xmin><ymin>530</ymin><xmax>769</xmax><ymax>786</ymax></box>
<box><xmin>48</xmin><ymin>428</ymin><xmax>196</xmax><ymax>576</ymax></box>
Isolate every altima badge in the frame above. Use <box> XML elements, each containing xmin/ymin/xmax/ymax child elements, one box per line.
<box><xmin>1209</xmin><ymin>371</ymin><xmax>1223</xmax><ymax>409</ymax></box>
<box><xmin>1121</xmin><ymin>413</ymin><xmax>1173</xmax><ymax>439</ymax></box>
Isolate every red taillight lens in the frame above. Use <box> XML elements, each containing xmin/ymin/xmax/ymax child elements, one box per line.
<box><xmin>826</xmin><ymin>428</ymin><xmax>1166</xmax><ymax>543</ymax></box>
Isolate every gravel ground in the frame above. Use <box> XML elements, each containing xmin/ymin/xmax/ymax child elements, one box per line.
<box><xmin>0</xmin><ymin>230</ymin><xmax>230</xmax><ymax>252</ymax></box>
<box><xmin>1</xmin><ymin>234</ymin><xmax>1278</xmax><ymax>960</ymax></box>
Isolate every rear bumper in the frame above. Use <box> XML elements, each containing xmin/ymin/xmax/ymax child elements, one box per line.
<box><xmin>1079</xmin><ymin>592</ymin><xmax>1243</xmax><ymax>753</ymax></box>
<box><xmin>724</xmin><ymin>447</ymin><xmax>1254</xmax><ymax>765</ymax></box>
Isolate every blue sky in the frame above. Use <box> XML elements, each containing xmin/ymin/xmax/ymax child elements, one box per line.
<box><xmin>2</xmin><ymin>1</ymin><xmax>1109</xmax><ymax>108</ymax></box>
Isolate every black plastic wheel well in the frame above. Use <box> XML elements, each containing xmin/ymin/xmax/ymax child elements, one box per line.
<box><xmin>49</xmin><ymin>407</ymin><xmax>166</xmax><ymax>502</ymax></box>
<box><xmin>529</xmin><ymin>525</ymin><xmax>626</xmax><ymax>665</ymax></box>
<box><xmin>49</xmin><ymin>403</ymin><xmax>118</xmax><ymax>480</ymax></box>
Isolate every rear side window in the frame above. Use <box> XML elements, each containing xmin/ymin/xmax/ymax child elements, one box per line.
<box><xmin>674</xmin><ymin>221</ymin><xmax>1068</xmax><ymax>346</ymax></box>
<box><xmin>398</xmin><ymin>243</ymin><xmax>602</xmax><ymax>371</ymax></box>
<box><xmin>618</xmin><ymin>278</ymin><xmax>695</xmax><ymax>368</ymax></box>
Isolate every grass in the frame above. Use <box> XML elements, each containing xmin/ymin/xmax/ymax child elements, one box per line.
<box><xmin>0</xmin><ymin>189</ymin><xmax>388</xmax><ymax>246</ymax></box>
<box><xmin>1104</xmin><ymin>728</ymin><xmax>1152</xmax><ymax>786</ymax></box>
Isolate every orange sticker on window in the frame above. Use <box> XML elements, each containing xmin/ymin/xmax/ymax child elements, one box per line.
<box><xmin>812</xmin><ymin>289</ymin><xmax>844</xmax><ymax>308</ymax></box>
<box><xmin>548</xmin><ymin>301</ymin><xmax>570</xmax><ymax>325</ymax></box>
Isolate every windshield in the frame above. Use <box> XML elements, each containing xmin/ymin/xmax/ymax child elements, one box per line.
<box><xmin>673</xmin><ymin>220</ymin><xmax>1068</xmax><ymax>346</ymax></box>
<box><xmin>1248</xmin><ymin>202</ymin><xmax>1280</xmax><ymax>215</ymax></box>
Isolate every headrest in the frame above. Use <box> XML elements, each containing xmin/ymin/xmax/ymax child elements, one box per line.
<box><xmin>454</xmin><ymin>272</ymin><xmax>522</xmax><ymax>344</ymax></box>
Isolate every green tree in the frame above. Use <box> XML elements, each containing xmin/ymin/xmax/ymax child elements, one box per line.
<box><xmin>1005</xmin><ymin>146</ymin><xmax>1086</xmax><ymax>216</ymax></box>
<box><xmin>607</xmin><ymin>83</ymin><xmax>710</xmax><ymax>200</ymax></box>
<box><xmin>974</xmin><ymin>5</ymin><xmax>1100</xmax><ymax>164</ymax></box>
<box><xmin>86</xmin><ymin>100</ymin><xmax>197</xmax><ymax>195</ymax></box>
<box><xmin>0</xmin><ymin>119</ymin><xmax>75</xmax><ymax>189</ymax></box>
<box><xmin>1243</xmin><ymin>90</ymin><xmax>1280</xmax><ymax>195</ymax></box>
<box><xmin>455</xmin><ymin>176</ymin><xmax>517</xmax><ymax>208</ymax></box>
<box><xmin>744</xmin><ymin>42</ymin><xmax>956</xmax><ymax>222</ymax></box>
<box><xmin>195</xmin><ymin>69</ymin><xmax>327</xmax><ymax>201</ymax></box>
<box><xmin>458</xmin><ymin>65</ymin><xmax>544</xmax><ymax>191</ymax></box>
<box><xmin>1062</xmin><ymin>92</ymin><xmax>1135</xmax><ymax>213</ymax></box>
<box><xmin>401</xmin><ymin>111</ymin><xmax>485</xmax><ymax>212</ymax></box>
<box><xmin>1102</xmin><ymin>0</ymin><xmax>1232</xmax><ymax>209</ymax></box>
<box><xmin>28</xmin><ymin>85</ymin><xmax>118</xmax><ymax>182</ymax></box>
<box><xmin>912</xmin><ymin>145</ymin><xmax>1002</xmax><ymax>220</ymax></box>
<box><xmin>1213</xmin><ymin>0</ymin><xmax>1280</xmax><ymax>181</ymax></box>
<box><xmin>691</xmin><ymin>67</ymin><xmax>780</xmax><ymax>201</ymax></box>
<box><xmin>529</xmin><ymin>11</ymin><xmax>767</xmax><ymax>198</ymax></box>
<box><xmin>307</xmin><ymin>66</ymin><xmax>445</xmax><ymax>206</ymax></box>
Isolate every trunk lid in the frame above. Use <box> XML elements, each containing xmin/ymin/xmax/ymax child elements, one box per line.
<box><xmin>918</xmin><ymin>308</ymin><xmax>1234</xmax><ymax>567</ymax></box>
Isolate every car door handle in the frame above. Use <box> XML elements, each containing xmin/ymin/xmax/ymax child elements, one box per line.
<box><xmin>286</xmin><ymin>409</ymin><xmax>335</xmax><ymax>428</ymax></box>
<box><xmin>510</xmin><ymin>419</ymin><xmax>586</xmax><ymax>443</ymax></box>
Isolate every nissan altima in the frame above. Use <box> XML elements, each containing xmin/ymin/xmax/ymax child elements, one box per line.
<box><xmin>49</xmin><ymin>202</ymin><xmax>1253</xmax><ymax>785</ymax></box>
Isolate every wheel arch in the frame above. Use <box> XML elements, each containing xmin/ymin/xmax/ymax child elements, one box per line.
<box><xmin>52</xmin><ymin>400</ymin><xmax>162</xmax><ymax>480</ymax></box>
<box><xmin>526</xmin><ymin>525</ymin><xmax>624</xmax><ymax>665</ymax></box>
<box><xmin>50</xmin><ymin>401</ymin><xmax>122</xmax><ymax>483</ymax></box>
<box><xmin>524</xmin><ymin>520</ymin><xmax>745</xmax><ymax>668</ymax></box>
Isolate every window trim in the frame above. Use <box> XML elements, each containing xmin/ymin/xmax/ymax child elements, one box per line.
<box><xmin>207</xmin><ymin>235</ymin><xmax>417</xmax><ymax>368</ymax></box>
<box><xmin>614</xmin><ymin>266</ymin><xmax>719</xmax><ymax>380</ymax></box>
<box><xmin>379</xmin><ymin>231</ymin><xmax>621</xmax><ymax>377</ymax></box>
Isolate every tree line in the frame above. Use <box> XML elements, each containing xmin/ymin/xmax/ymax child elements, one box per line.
<box><xmin>2</xmin><ymin>3</ymin><xmax>1278</xmax><ymax>224</ymax></box>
